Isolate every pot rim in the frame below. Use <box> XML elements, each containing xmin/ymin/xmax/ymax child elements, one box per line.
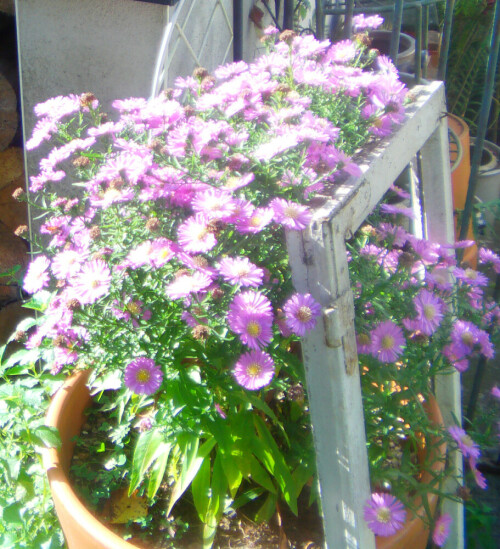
<box><xmin>44</xmin><ymin>370</ymin><xmax>140</xmax><ymax>549</ymax></box>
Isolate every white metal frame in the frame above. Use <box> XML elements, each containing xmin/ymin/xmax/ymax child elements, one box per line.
<box><xmin>286</xmin><ymin>80</ymin><xmax>463</xmax><ymax>549</ymax></box>
<box><xmin>151</xmin><ymin>0</ymin><xmax>233</xmax><ymax>98</ymax></box>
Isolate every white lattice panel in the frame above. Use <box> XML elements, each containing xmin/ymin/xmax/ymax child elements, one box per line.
<box><xmin>151</xmin><ymin>0</ymin><xmax>233</xmax><ymax>98</ymax></box>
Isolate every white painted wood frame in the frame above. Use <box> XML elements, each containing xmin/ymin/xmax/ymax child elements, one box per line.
<box><xmin>286</xmin><ymin>80</ymin><xmax>463</xmax><ymax>549</ymax></box>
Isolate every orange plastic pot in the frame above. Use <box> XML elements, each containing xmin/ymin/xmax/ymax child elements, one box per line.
<box><xmin>448</xmin><ymin>113</ymin><xmax>477</xmax><ymax>267</ymax></box>
<box><xmin>376</xmin><ymin>395</ymin><xmax>446</xmax><ymax>549</ymax></box>
<box><xmin>44</xmin><ymin>370</ymin><xmax>141</xmax><ymax>549</ymax></box>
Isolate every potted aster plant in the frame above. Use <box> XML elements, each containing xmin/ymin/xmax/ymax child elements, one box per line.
<box><xmin>8</xmin><ymin>16</ymin><xmax>499</xmax><ymax>549</ymax></box>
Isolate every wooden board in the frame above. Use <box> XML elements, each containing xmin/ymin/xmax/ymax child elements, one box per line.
<box><xmin>0</xmin><ymin>72</ymin><xmax>18</xmax><ymax>151</ymax></box>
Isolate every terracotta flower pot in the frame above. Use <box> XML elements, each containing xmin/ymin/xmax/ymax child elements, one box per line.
<box><xmin>45</xmin><ymin>372</ymin><xmax>447</xmax><ymax>549</ymax></box>
<box><xmin>376</xmin><ymin>395</ymin><xmax>446</xmax><ymax>549</ymax></box>
<box><xmin>43</xmin><ymin>370</ymin><xmax>140</xmax><ymax>549</ymax></box>
<box><xmin>448</xmin><ymin>113</ymin><xmax>477</xmax><ymax>267</ymax></box>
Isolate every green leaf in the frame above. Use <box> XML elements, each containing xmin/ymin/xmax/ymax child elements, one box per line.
<box><xmin>167</xmin><ymin>435</ymin><xmax>216</xmax><ymax>516</ymax></box>
<box><xmin>254</xmin><ymin>492</ymin><xmax>278</xmax><ymax>523</ymax></box>
<box><xmin>2</xmin><ymin>503</ymin><xmax>22</xmax><ymax>524</ymax></box>
<box><xmin>129</xmin><ymin>429</ymin><xmax>166</xmax><ymax>494</ymax></box>
<box><xmin>219</xmin><ymin>449</ymin><xmax>243</xmax><ymax>498</ymax></box>
<box><xmin>1</xmin><ymin>348</ymin><xmax>41</xmax><ymax>371</ymax></box>
<box><xmin>31</xmin><ymin>425</ymin><xmax>61</xmax><ymax>449</ymax></box>
<box><xmin>147</xmin><ymin>447</ymin><xmax>170</xmax><ymax>499</ymax></box>
<box><xmin>253</xmin><ymin>416</ymin><xmax>297</xmax><ymax>515</ymax></box>
<box><xmin>249</xmin><ymin>455</ymin><xmax>277</xmax><ymax>494</ymax></box>
<box><xmin>192</xmin><ymin>455</ymin><xmax>211</xmax><ymax>522</ymax></box>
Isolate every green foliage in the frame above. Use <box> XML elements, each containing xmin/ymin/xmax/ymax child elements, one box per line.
<box><xmin>0</xmin><ymin>345</ymin><xmax>64</xmax><ymax>548</ymax></box>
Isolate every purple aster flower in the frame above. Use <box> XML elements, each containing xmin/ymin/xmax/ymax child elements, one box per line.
<box><xmin>479</xmin><ymin>247</ymin><xmax>500</xmax><ymax>273</ymax></box>
<box><xmin>34</xmin><ymin>94</ymin><xmax>80</xmax><ymax>121</ymax></box>
<box><xmin>51</xmin><ymin>249</ymin><xmax>85</xmax><ymax>280</ymax></box>
<box><xmin>124</xmin><ymin>358</ymin><xmax>163</xmax><ymax>395</ymax></box>
<box><xmin>177</xmin><ymin>214</ymin><xmax>217</xmax><ymax>253</ymax></box>
<box><xmin>227</xmin><ymin>291</ymin><xmax>274</xmax><ymax>349</ymax></box>
<box><xmin>352</xmin><ymin>13</ymin><xmax>384</xmax><ymax>31</ymax></box>
<box><xmin>380</xmin><ymin>203</ymin><xmax>416</xmax><ymax>219</ymax></box>
<box><xmin>491</xmin><ymin>386</ymin><xmax>500</xmax><ymax>399</ymax></box>
<box><xmin>370</xmin><ymin>320</ymin><xmax>405</xmax><ymax>363</ymax></box>
<box><xmin>283</xmin><ymin>293</ymin><xmax>321</xmax><ymax>336</ymax></box>
<box><xmin>233</xmin><ymin>350</ymin><xmax>275</xmax><ymax>390</ymax></box>
<box><xmin>23</xmin><ymin>256</ymin><xmax>51</xmax><ymax>294</ymax></box>
<box><xmin>408</xmin><ymin>289</ymin><xmax>445</xmax><ymax>336</ymax></box>
<box><xmin>69</xmin><ymin>260</ymin><xmax>111</xmax><ymax>305</ymax></box>
<box><xmin>448</xmin><ymin>426</ymin><xmax>480</xmax><ymax>460</ymax></box>
<box><xmin>469</xmin><ymin>457</ymin><xmax>487</xmax><ymax>489</ymax></box>
<box><xmin>218</xmin><ymin>257</ymin><xmax>264</xmax><ymax>287</ymax></box>
<box><xmin>165</xmin><ymin>271</ymin><xmax>213</xmax><ymax>300</ymax></box>
<box><xmin>453</xmin><ymin>267</ymin><xmax>489</xmax><ymax>287</ymax></box>
<box><xmin>236</xmin><ymin>207</ymin><xmax>274</xmax><ymax>234</ymax></box>
<box><xmin>270</xmin><ymin>198</ymin><xmax>312</xmax><ymax>231</ymax></box>
<box><xmin>191</xmin><ymin>189</ymin><xmax>235</xmax><ymax>220</ymax></box>
<box><xmin>432</xmin><ymin>514</ymin><xmax>452</xmax><ymax>547</ymax></box>
<box><xmin>450</xmin><ymin>320</ymin><xmax>480</xmax><ymax>357</ymax></box>
<box><xmin>363</xmin><ymin>493</ymin><xmax>406</xmax><ymax>537</ymax></box>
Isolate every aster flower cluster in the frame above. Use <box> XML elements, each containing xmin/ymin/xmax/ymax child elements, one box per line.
<box><xmin>349</xmin><ymin>210</ymin><xmax>500</xmax><ymax>542</ymax></box>
<box><xmin>15</xmin><ymin>25</ymin><xmax>411</xmax><ymax>543</ymax></box>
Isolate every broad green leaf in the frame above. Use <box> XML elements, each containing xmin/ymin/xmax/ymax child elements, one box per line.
<box><xmin>1</xmin><ymin>348</ymin><xmax>41</xmax><ymax>371</ymax></box>
<box><xmin>129</xmin><ymin>429</ymin><xmax>165</xmax><ymax>494</ymax></box>
<box><xmin>147</xmin><ymin>447</ymin><xmax>170</xmax><ymax>499</ymax></box>
<box><xmin>192</xmin><ymin>455</ymin><xmax>211</xmax><ymax>522</ymax></box>
<box><xmin>253</xmin><ymin>416</ymin><xmax>297</xmax><ymax>515</ymax></box>
<box><xmin>219</xmin><ymin>450</ymin><xmax>243</xmax><ymax>498</ymax></box>
<box><xmin>254</xmin><ymin>492</ymin><xmax>278</xmax><ymax>523</ymax></box>
<box><xmin>167</xmin><ymin>435</ymin><xmax>216</xmax><ymax>516</ymax></box>
<box><xmin>231</xmin><ymin>486</ymin><xmax>265</xmax><ymax>510</ymax></box>
<box><xmin>2</xmin><ymin>503</ymin><xmax>22</xmax><ymax>524</ymax></box>
<box><xmin>249</xmin><ymin>455</ymin><xmax>277</xmax><ymax>494</ymax></box>
<box><xmin>31</xmin><ymin>425</ymin><xmax>61</xmax><ymax>449</ymax></box>
<box><xmin>208</xmin><ymin>451</ymin><xmax>227</xmax><ymax>520</ymax></box>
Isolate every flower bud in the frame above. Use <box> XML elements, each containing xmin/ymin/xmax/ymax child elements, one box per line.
<box><xmin>11</xmin><ymin>187</ymin><xmax>25</xmax><ymax>201</ymax></box>
<box><xmin>193</xmin><ymin>67</ymin><xmax>209</xmax><ymax>80</ymax></box>
<box><xmin>192</xmin><ymin>325</ymin><xmax>210</xmax><ymax>341</ymax></box>
<box><xmin>89</xmin><ymin>225</ymin><xmax>101</xmax><ymax>240</ymax></box>
<box><xmin>279</xmin><ymin>30</ymin><xmax>296</xmax><ymax>44</ymax></box>
<box><xmin>66</xmin><ymin>298</ymin><xmax>81</xmax><ymax>311</ymax></box>
<box><xmin>14</xmin><ymin>225</ymin><xmax>28</xmax><ymax>237</ymax></box>
<box><xmin>80</xmin><ymin>92</ymin><xmax>97</xmax><ymax>108</ymax></box>
<box><xmin>145</xmin><ymin>218</ymin><xmax>161</xmax><ymax>232</ymax></box>
<box><xmin>72</xmin><ymin>156</ymin><xmax>90</xmax><ymax>168</ymax></box>
<box><xmin>13</xmin><ymin>330</ymin><xmax>27</xmax><ymax>342</ymax></box>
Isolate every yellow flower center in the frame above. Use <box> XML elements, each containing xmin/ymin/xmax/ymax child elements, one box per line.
<box><xmin>423</xmin><ymin>304</ymin><xmax>436</xmax><ymax>320</ymax></box>
<box><xmin>461</xmin><ymin>331</ymin><xmax>474</xmax><ymax>346</ymax></box>
<box><xmin>249</xmin><ymin>216</ymin><xmax>262</xmax><ymax>227</ymax></box>
<box><xmin>465</xmin><ymin>268</ymin><xmax>477</xmax><ymax>279</ymax></box>
<box><xmin>381</xmin><ymin>335</ymin><xmax>395</xmax><ymax>350</ymax></box>
<box><xmin>91</xmin><ymin>279</ymin><xmax>100</xmax><ymax>289</ymax></box>
<box><xmin>461</xmin><ymin>434</ymin><xmax>474</xmax><ymax>448</ymax></box>
<box><xmin>247</xmin><ymin>363</ymin><xmax>262</xmax><ymax>377</ymax></box>
<box><xmin>103</xmin><ymin>188</ymin><xmax>121</xmax><ymax>201</ymax></box>
<box><xmin>136</xmin><ymin>369</ymin><xmax>151</xmax><ymax>383</ymax></box>
<box><xmin>376</xmin><ymin>507</ymin><xmax>391</xmax><ymax>524</ymax></box>
<box><xmin>297</xmin><ymin>306</ymin><xmax>312</xmax><ymax>323</ymax></box>
<box><xmin>247</xmin><ymin>321</ymin><xmax>261</xmax><ymax>337</ymax></box>
<box><xmin>284</xmin><ymin>206</ymin><xmax>299</xmax><ymax>219</ymax></box>
<box><xmin>236</xmin><ymin>266</ymin><xmax>250</xmax><ymax>277</ymax></box>
<box><xmin>127</xmin><ymin>302</ymin><xmax>141</xmax><ymax>315</ymax></box>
